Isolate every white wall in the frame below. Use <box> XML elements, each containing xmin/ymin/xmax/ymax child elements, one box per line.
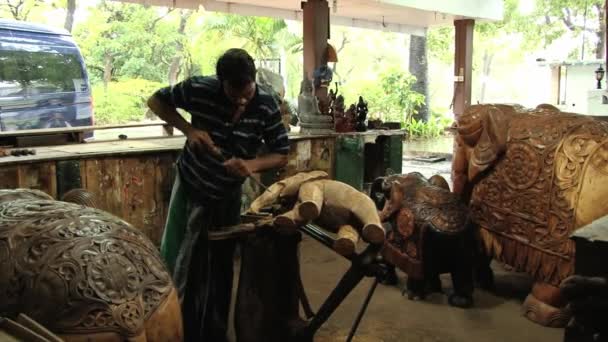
<box><xmin>560</xmin><ymin>64</ymin><xmax>602</xmax><ymax>114</ymax></box>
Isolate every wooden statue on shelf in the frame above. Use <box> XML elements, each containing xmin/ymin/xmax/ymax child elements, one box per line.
<box><xmin>370</xmin><ymin>172</ymin><xmax>475</xmax><ymax>308</ymax></box>
<box><xmin>452</xmin><ymin>103</ymin><xmax>608</xmax><ymax>326</ymax></box>
<box><xmin>298</xmin><ymin>78</ymin><xmax>334</xmax><ymax>134</ymax></box>
<box><xmin>355</xmin><ymin>96</ymin><xmax>368</xmax><ymax>132</ymax></box>
<box><xmin>312</xmin><ymin>65</ymin><xmax>333</xmax><ymax>115</ymax></box>
<box><xmin>334</xmin><ymin>95</ymin><xmax>356</xmax><ymax>133</ymax></box>
<box><xmin>0</xmin><ymin>189</ymin><xmax>183</xmax><ymax>341</ymax></box>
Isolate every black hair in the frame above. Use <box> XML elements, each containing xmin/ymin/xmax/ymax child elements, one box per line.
<box><xmin>216</xmin><ymin>48</ymin><xmax>257</xmax><ymax>89</ymax></box>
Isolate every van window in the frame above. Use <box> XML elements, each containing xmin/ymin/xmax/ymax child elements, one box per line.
<box><xmin>0</xmin><ymin>49</ymin><xmax>85</xmax><ymax>98</ymax></box>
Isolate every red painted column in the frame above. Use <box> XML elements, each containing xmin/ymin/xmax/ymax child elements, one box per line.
<box><xmin>453</xmin><ymin>19</ymin><xmax>475</xmax><ymax>119</ymax></box>
<box><xmin>301</xmin><ymin>0</ymin><xmax>329</xmax><ymax>81</ymax></box>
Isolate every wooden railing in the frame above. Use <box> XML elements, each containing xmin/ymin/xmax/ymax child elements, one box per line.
<box><xmin>0</xmin><ymin>121</ymin><xmax>174</xmax><ymax>147</ymax></box>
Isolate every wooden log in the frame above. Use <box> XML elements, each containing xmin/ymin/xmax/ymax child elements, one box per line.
<box><xmin>333</xmin><ymin>224</ymin><xmax>359</xmax><ymax>257</ymax></box>
<box><xmin>298</xmin><ymin>182</ymin><xmax>324</xmax><ymax>221</ymax></box>
<box><xmin>321</xmin><ymin>180</ymin><xmax>385</xmax><ymax>244</ymax></box>
<box><xmin>274</xmin><ymin>205</ymin><xmax>304</xmax><ymax>230</ymax></box>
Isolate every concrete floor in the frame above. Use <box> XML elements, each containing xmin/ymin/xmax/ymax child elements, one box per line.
<box><xmin>298</xmin><ymin>235</ymin><xmax>563</xmax><ymax>342</ymax></box>
<box><xmin>229</xmin><ymin>235</ymin><xmax>563</xmax><ymax>342</ymax></box>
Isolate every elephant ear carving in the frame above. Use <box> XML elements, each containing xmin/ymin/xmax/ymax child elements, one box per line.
<box><xmin>469</xmin><ymin>106</ymin><xmax>509</xmax><ymax>181</ymax></box>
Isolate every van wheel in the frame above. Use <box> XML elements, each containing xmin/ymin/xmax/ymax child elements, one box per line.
<box><xmin>43</xmin><ymin>118</ymin><xmax>72</xmax><ymax>129</ymax></box>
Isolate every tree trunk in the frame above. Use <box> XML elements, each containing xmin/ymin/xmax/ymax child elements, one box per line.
<box><xmin>479</xmin><ymin>50</ymin><xmax>494</xmax><ymax>103</ymax></box>
<box><xmin>409</xmin><ymin>34</ymin><xmax>430</xmax><ymax>122</ymax></box>
<box><xmin>64</xmin><ymin>0</ymin><xmax>76</xmax><ymax>32</ymax></box>
<box><xmin>596</xmin><ymin>4</ymin><xmax>606</xmax><ymax>59</ymax></box>
<box><xmin>103</xmin><ymin>52</ymin><xmax>113</xmax><ymax>91</ymax></box>
<box><xmin>168</xmin><ymin>10</ymin><xmax>191</xmax><ymax>85</ymax></box>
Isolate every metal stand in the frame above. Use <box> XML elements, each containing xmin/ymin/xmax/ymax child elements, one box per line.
<box><xmin>210</xmin><ymin>217</ymin><xmax>387</xmax><ymax>342</ymax></box>
<box><xmin>292</xmin><ymin>223</ymin><xmax>388</xmax><ymax>342</ymax></box>
<box><xmin>346</xmin><ymin>278</ymin><xmax>379</xmax><ymax>342</ymax></box>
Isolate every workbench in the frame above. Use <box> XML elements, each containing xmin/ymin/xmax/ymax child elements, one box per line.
<box><xmin>0</xmin><ymin>130</ymin><xmax>405</xmax><ymax>245</ymax></box>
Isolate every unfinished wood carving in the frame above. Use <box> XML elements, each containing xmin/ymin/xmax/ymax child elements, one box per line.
<box><xmin>248</xmin><ymin>171</ymin><xmax>384</xmax><ymax>255</ymax></box>
<box><xmin>0</xmin><ymin>189</ymin><xmax>182</xmax><ymax>341</ymax></box>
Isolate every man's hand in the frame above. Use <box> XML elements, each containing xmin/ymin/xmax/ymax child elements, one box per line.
<box><xmin>185</xmin><ymin>128</ymin><xmax>221</xmax><ymax>156</ymax></box>
<box><xmin>223</xmin><ymin>158</ymin><xmax>255</xmax><ymax>178</ymax></box>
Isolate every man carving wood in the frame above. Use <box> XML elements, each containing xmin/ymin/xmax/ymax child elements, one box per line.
<box><xmin>147</xmin><ymin>48</ymin><xmax>289</xmax><ymax>342</ymax></box>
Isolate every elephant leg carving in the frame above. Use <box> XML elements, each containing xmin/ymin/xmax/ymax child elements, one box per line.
<box><xmin>449</xmin><ymin>266</ymin><xmax>474</xmax><ymax>308</ymax></box>
<box><xmin>523</xmin><ymin>282</ymin><xmax>571</xmax><ymax>327</ymax></box>
<box><xmin>380</xmin><ymin>263</ymin><xmax>399</xmax><ymax>286</ymax></box>
<box><xmin>474</xmin><ymin>247</ymin><xmax>495</xmax><ymax>291</ymax></box>
<box><xmin>426</xmin><ymin>274</ymin><xmax>442</xmax><ymax>293</ymax></box>
<box><xmin>405</xmin><ymin>276</ymin><xmax>426</xmax><ymax>301</ymax></box>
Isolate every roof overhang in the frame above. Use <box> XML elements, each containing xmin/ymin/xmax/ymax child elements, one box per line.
<box><xmin>116</xmin><ymin>0</ymin><xmax>503</xmax><ymax>35</ymax></box>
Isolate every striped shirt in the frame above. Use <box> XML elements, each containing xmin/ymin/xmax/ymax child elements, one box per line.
<box><xmin>155</xmin><ymin>76</ymin><xmax>290</xmax><ymax>201</ymax></box>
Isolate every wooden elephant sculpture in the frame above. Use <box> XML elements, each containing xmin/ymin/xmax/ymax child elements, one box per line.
<box><xmin>0</xmin><ymin>189</ymin><xmax>183</xmax><ymax>341</ymax></box>
<box><xmin>371</xmin><ymin>172</ymin><xmax>474</xmax><ymax>308</ymax></box>
<box><xmin>452</xmin><ymin>103</ymin><xmax>608</xmax><ymax>326</ymax></box>
<box><xmin>248</xmin><ymin>171</ymin><xmax>385</xmax><ymax>255</ymax></box>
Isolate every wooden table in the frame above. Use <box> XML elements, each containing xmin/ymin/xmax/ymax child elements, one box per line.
<box><xmin>0</xmin><ymin>130</ymin><xmax>405</xmax><ymax>245</ymax></box>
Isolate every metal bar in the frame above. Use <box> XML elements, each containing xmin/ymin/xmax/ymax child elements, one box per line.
<box><xmin>346</xmin><ymin>278</ymin><xmax>379</xmax><ymax>342</ymax></box>
<box><xmin>299</xmin><ymin>224</ymin><xmax>335</xmax><ymax>249</ymax></box>
<box><xmin>297</xmin><ymin>266</ymin><xmax>365</xmax><ymax>339</ymax></box>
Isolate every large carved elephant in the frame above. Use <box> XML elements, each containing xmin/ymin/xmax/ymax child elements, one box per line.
<box><xmin>371</xmin><ymin>172</ymin><xmax>475</xmax><ymax>308</ymax></box>
<box><xmin>0</xmin><ymin>189</ymin><xmax>183</xmax><ymax>341</ymax></box>
<box><xmin>452</xmin><ymin>103</ymin><xmax>608</xmax><ymax>326</ymax></box>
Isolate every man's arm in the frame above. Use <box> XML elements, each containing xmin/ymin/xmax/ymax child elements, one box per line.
<box><xmin>147</xmin><ymin>96</ymin><xmax>193</xmax><ymax>135</ymax></box>
<box><xmin>224</xmin><ymin>104</ymin><xmax>289</xmax><ymax>177</ymax></box>
<box><xmin>249</xmin><ymin>153</ymin><xmax>288</xmax><ymax>172</ymax></box>
<box><xmin>147</xmin><ymin>85</ymin><xmax>221</xmax><ymax>156</ymax></box>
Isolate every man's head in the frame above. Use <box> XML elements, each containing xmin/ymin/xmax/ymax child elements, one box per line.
<box><xmin>216</xmin><ymin>48</ymin><xmax>257</xmax><ymax>107</ymax></box>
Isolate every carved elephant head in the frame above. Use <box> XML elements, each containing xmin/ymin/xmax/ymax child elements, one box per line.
<box><xmin>455</xmin><ymin>104</ymin><xmax>519</xmax><ymax>182</ymax></box>
<box><xmin>374</xmin><ymin>172</ymin><xmax>451</xmax><ymax>222</ymax></box>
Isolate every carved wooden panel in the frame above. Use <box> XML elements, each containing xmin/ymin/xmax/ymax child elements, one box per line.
<box><xmin>80</xmin><ymin>155</ymin><xmax>176</xmax><ymax>246</ymax></box>
<box><xmin>0</xmin><ymin>163</ymin><xmax>57</xmax><ymax>198</ymax></box>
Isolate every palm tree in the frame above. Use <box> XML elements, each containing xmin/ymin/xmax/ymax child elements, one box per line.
<box><xmin>205</xmin><ymin>14</ymin><xmax>301</xmax><ymax>60</ymax></box>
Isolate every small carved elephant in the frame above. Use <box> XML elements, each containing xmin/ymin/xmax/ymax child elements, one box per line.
<box><xmin>0</xmin><ymin>189</ymin><xmax>183</xmax><ymax>341</ymax></box>
<box><xmin>371</xmin><ymin>172</ymin><xmax>475</xmax><ymax>308</ymax></box>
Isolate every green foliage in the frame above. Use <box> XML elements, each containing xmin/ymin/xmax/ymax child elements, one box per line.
<box><xmin>375</xmin><ymin>68</ymin><xmax>426</xmax><ymax>124</ymax></box>
<box><xmin>404</xmin><ymin>112</ymin><xmax>453</xmax><ymax>140</ymax></box>
<box><xmin>427</xmin><ymin>27</ymin><xmax>454</xmax><ymax>64</ymax></box>
<box><xmin>204</xmin><ymin>14</ymin><xmax>298</xmax><ymax>60</ymax></box>
<box><xmin>92</xmin><ymin>79</ymin><xmax>163</xmax><ymax>125</ymax></box>
<box><xmin>73</xmin><ymin>2</ymin><xmax>185</xmax><ymax>83</ymax></box>
<box><xmin>0</xmin><ymin>0</ymin><xmax>45</xmax><ymax>20</ymax></box>
<box><xmin>339</xmin><ymin>68</ymin><xmax>425</xmax><ymax>127</ymax></box>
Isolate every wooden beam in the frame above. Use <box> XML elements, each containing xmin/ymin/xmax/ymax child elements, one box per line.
<box><xmin>302</xmin><ymin>0</ymin><xmax>329</xmax><ymax>80</ymax></box>
<box><xmin>550</xmin><ymin>66</ymin><xmax>562</xmax><ymax>105</ymax></box>
<box><xmin>453</xmin><ymin>19</ymin><xmax>474</xmax><ymax>118</ymax></box>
